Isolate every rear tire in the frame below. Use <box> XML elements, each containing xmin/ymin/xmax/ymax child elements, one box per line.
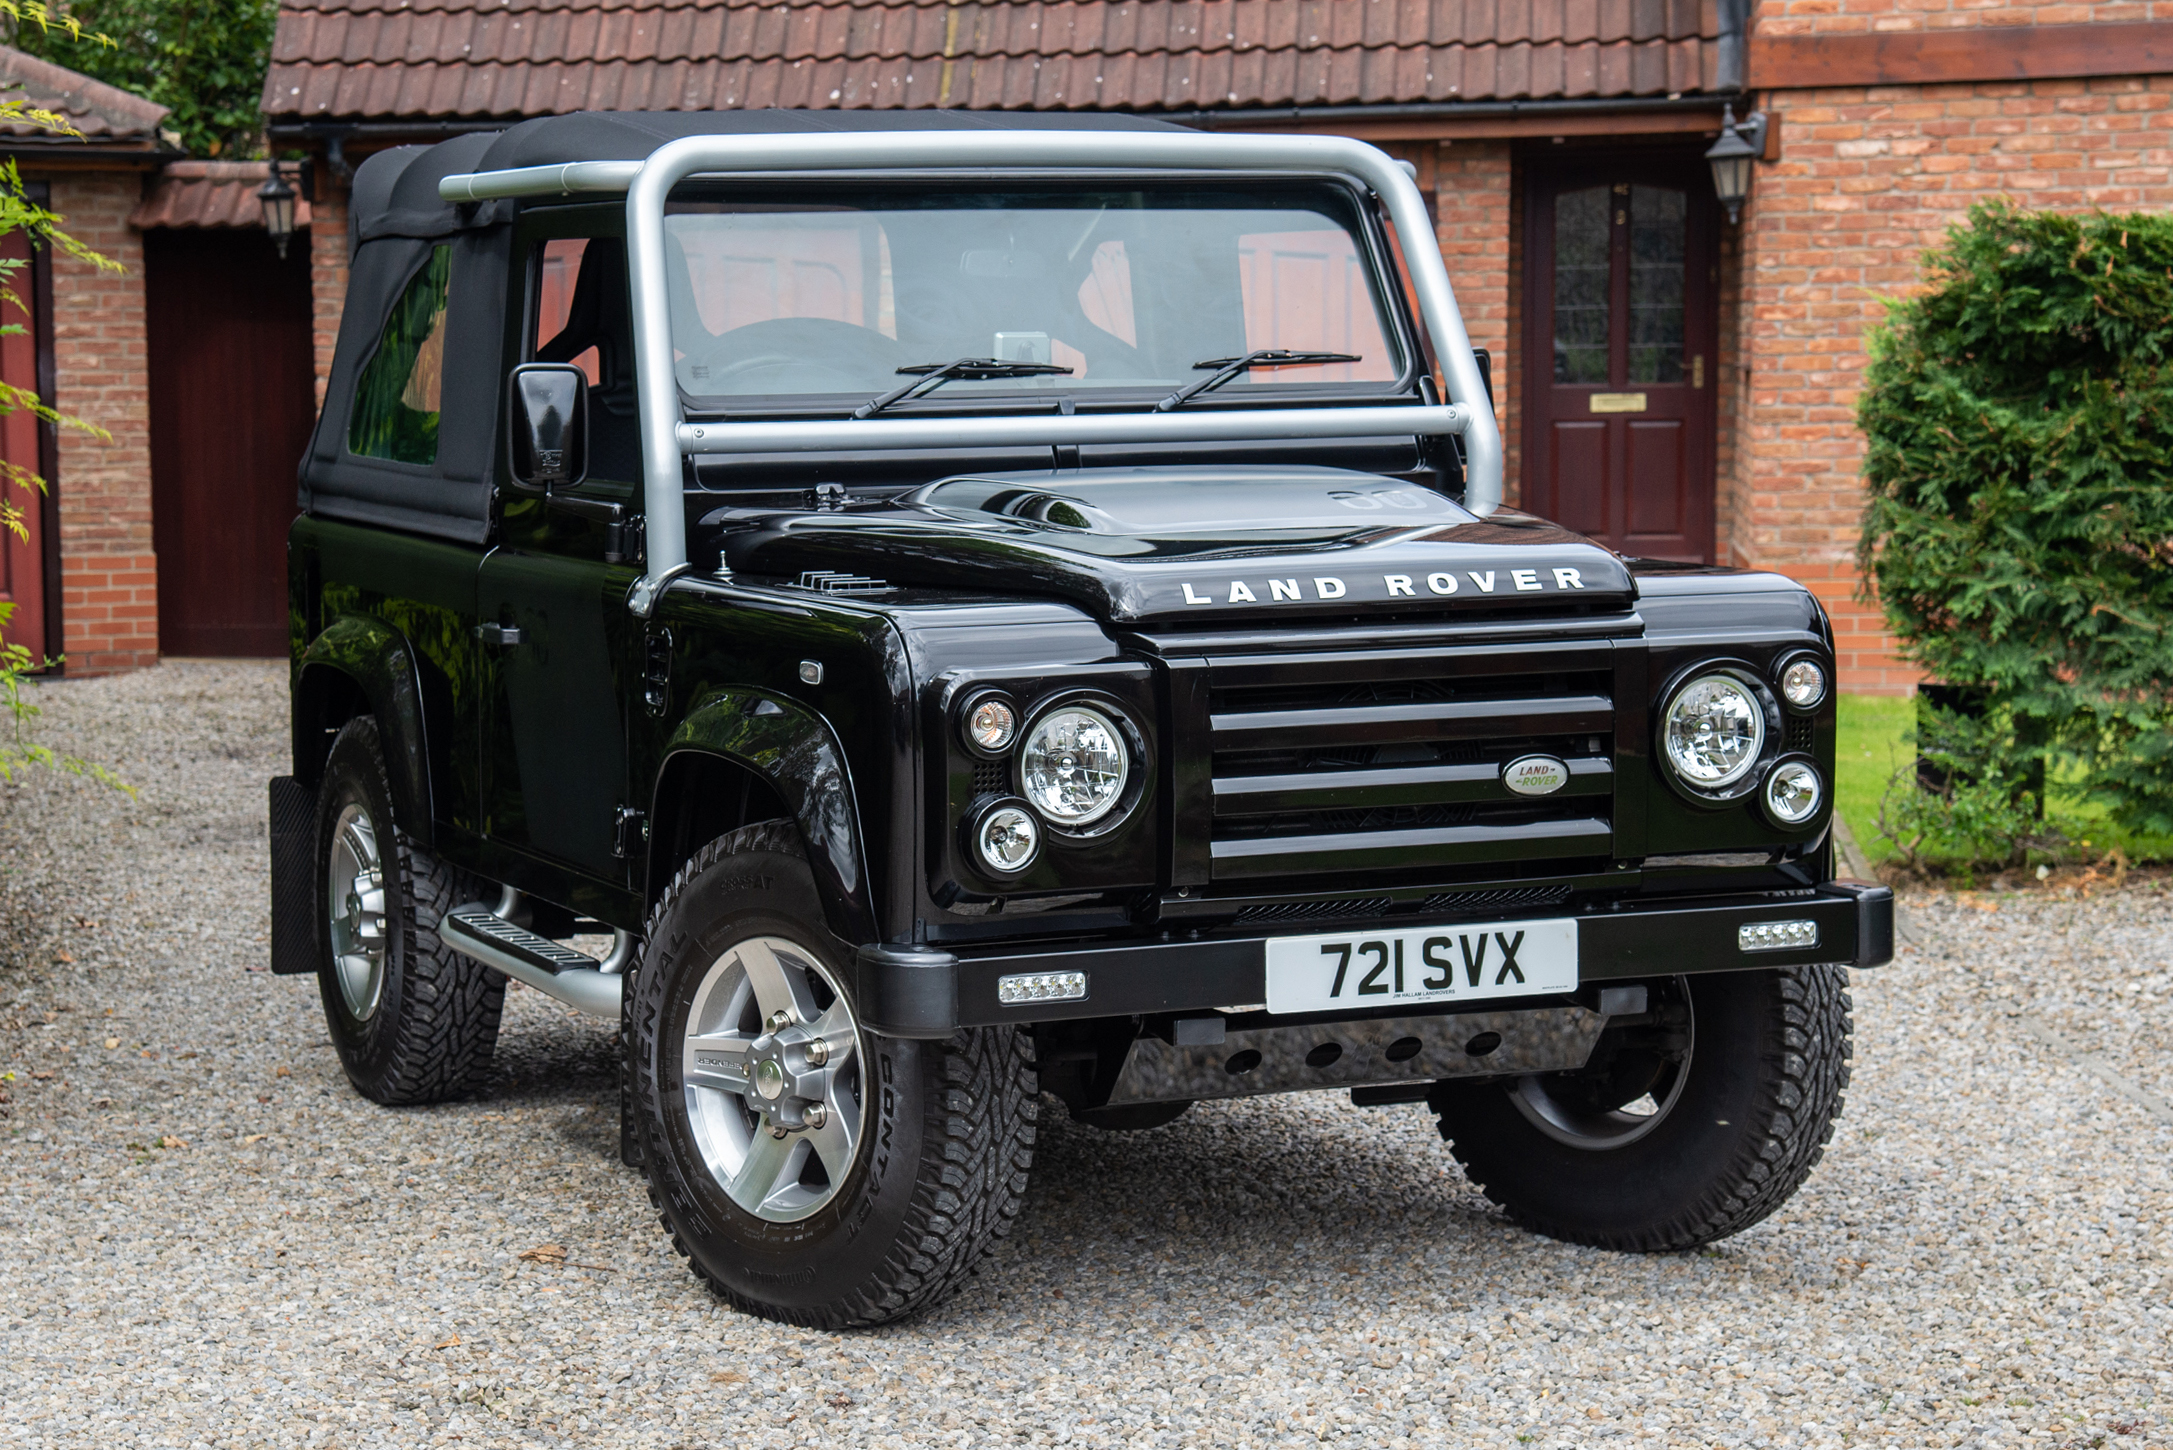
<box><xmin>630</xmin><ymin>820</ymin><xmax>1037</xmax><ymax>1327</ymax></box>
<box><xmin>314</xmin><ymin>717</ymin><xmax>504</xmax><ymax>1105</ymax></box>
<box><xmin>1430</xmin><ymin>965</ymin><xmax>1850</xmax><ymax>1250</ymax></box>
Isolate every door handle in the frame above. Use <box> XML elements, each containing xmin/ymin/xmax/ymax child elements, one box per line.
<box><xmin>476</xmin><ymin>622</ymin><xmax>524</xmax><ymax>647</ymax></box>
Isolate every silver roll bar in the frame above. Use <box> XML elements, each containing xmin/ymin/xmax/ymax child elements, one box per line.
<box><xmin>442</xmin><ymin>131</ymin><xmax>1503</xmax><ymax>616</ymax></box>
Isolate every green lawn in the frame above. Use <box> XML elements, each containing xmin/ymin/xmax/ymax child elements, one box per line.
<box><xmin>1833</xmin><ymin>693</ymin><xmax>2173</xmax><ymax>866</ymax></box>
<box><xmin>1836</xmin><ymin>695</ymin><xmax>1913</xmax><ymax>863</ymax></box>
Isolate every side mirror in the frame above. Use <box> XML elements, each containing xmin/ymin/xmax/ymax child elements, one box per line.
<box><xmin>507</xmin><ymin>363</ymin><xmax>588</xmax><ymax>492</ymax></box>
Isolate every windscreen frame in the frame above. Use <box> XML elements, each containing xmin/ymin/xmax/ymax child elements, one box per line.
<box><xmin>655</xmin><ymin>173</ymin><xmax>1424</xmax><ymax>419</ymax></box>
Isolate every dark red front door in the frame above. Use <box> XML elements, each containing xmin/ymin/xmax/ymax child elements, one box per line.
<box><xmin>145</xmin><ymin>228</ymin><xmax>316</xmax><ymax>656</ymax></box>
<box><xmin>1523</xmin><ymin>159</ymin><xmax>1718</xmax><ymax>562</ymax></box>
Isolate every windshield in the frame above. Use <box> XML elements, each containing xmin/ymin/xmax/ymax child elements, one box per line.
<box><xmin>664</xmin><ymin>184</ymin><xmax>1406</xmax><ymax>411</ymax></box>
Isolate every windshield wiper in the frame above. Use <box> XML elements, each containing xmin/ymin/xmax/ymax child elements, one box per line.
<box><xmin>854</xmin><ymin>357</ymin><xmax>1075</xmax><ymax>419</ymax></box>
<box><xmin>1156</xmin><ymin>349</ymin><xmax>1363</xmax><ymax>412</ymax></box>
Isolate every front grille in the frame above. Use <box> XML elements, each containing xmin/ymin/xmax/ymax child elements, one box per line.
<box><xmin>1234</xmin><ymin>897</ymin><xmax>1395</xmax><ymax>925</ymax></box>
<box><xmin>1418</xmin><ymin>884</ymin><xmax>1575</xmax><ymax>915</ymax></box>
<box><xmin>1203</xmin><ymin>644</ymin><xmax>1616</xmax><ymax>883</ymax></box>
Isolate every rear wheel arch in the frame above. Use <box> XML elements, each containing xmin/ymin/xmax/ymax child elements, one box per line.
<box><xmin>294</xmin><ymin>615</ymin><xmax>437</xmax><ymax>846</ymax></box>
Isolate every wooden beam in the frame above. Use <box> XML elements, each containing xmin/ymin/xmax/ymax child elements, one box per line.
<box><xmin>1204</xmin><ymin>110</ymin><xmax>1728</xmax><ymax>142</ymax></box>
<box><xmin>1750</xmin><ymin>20</ymin><xmax>2173</xmax><ymax>91</ymax></box>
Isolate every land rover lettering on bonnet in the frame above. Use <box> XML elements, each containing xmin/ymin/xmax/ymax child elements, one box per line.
<box><xmin>265</xmin><ymin>110</ymin><xmax>1891</xmax><ymax>1330</ymax></box>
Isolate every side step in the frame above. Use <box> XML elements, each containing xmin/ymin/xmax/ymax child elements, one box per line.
<box><xmin>439</xmin><ymin>902</ymin><xmax>624</xmax><ymax>1019</ymax></box>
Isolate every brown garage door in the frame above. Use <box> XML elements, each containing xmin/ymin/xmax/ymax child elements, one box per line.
<box><xmin>145</xmin><ymin>228</ymin><xmax>316</xmax><ymax>657</ymax></box>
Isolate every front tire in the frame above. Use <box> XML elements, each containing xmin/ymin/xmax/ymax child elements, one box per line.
<box><xmin>314</xmin><ymin>717</ymin><xmax>504</xmax><ymax>1105</ymax></box>
<box><xmin>1431</xmin><ymin>965</ymin><xmax>1851</xmax><ymax>1250</ymax></box>
<box><xmin>630</xmin><ymin>821</ymin><xmax>1037</xmax><ymax>1327</ymax></box>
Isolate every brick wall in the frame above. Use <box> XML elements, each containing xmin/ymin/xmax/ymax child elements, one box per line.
<box><xmin>1733</xmin><ymin>73</ymin><xmax>2173</xmax><ymax>693</ymax></box>
<box><xmin>308</xmin><ymin>162</ymin><xmax>348</xmax><ymax>405</ymax></box>
<box><xmin>46</xmin><ymin>174</ymin><xmax>156</xmax><ymax>675</ymax></box>
<box><xmin>1429</xmin><ymin>139</ymin><xmax>1515</xmax><ymax>501</ymax></box>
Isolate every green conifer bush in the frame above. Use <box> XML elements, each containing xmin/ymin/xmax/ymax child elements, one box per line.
<box><xmin>1860</xmin><ymin>201</ymin><xmax>2173</xmax><ymax>860</ymax></box>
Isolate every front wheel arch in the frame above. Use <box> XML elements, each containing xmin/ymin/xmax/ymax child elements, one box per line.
<box><xmin>649</xmin><ymin>690</ymin><xmax>878</xmax><ymax>945</ymax></box>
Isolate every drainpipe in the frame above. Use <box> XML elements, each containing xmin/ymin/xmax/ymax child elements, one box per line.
<box><xmin>1716</xmin><ymin>0</ymin><xmax>1750</xmax><ymax>94</ymax></box>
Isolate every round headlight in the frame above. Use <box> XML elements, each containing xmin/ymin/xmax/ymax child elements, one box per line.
<box><xmin>1779</xmin><ymin>658</ymin><xmax>1828</xmax><ymax>710</ymax></box>
<box><xmin>964</xmin><ymin>694</ymin><xmax>1018</xmax><ymax>754</ymax></box>
<box><xmin>976</xmin><ymin>805</ymin><xmax>1039</xmax><ymax>874</ymax></box>
<box><xmin>1763</xmin><ymin>759</ymin><xmax>1824</xmax><ymax>826</ymax></box>
<box><xmin>1020</xmin><ymin>706</ymin><xmax>1130</xmax><ymax>826</ymax></box>
<box><xmin>1661</xmin><ymin>674</ymin><xmax>1766</xmax><ymax>789</ymax></box>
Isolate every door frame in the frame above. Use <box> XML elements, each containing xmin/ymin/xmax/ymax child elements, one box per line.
<box><xmin>1519</xmin><ymin>149</ymin><xmax>1721</xmax><ymax>562</ymax></box>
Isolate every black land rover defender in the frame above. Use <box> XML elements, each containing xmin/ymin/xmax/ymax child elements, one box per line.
<box><xmin>267</xmin><ymin>110</ymin><xmax>1892</xmax><ymax>1329</ymax></box>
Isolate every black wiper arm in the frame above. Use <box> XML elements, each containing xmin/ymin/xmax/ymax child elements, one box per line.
<box><xmin>1156</xmin><ymin>349</ymin><xmax>1363</xmax><ymax>412</ymax></box>
<box><xmin>853</xmin><ymin>357</ymin><xmax>1074</xmax><ymax>419</ymax></box>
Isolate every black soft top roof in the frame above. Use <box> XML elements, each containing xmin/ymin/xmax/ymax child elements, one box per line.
<box><xmin>352</xmin><ymin>109</ymin><xmax>1192</xmax><ymax>242</ymax></box>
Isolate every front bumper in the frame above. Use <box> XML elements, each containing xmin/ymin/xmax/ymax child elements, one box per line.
<box><xmin>854</xmin><ymin>879</ymin><xmax>1894</xmax><ymax>1039</ymax></box>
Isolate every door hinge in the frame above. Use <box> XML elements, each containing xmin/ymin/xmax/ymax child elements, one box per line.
<box><xmin>613</xmin><ymin>807</ymin><xmax>648</xmax><ymax>860</ymax></box>
<box><xmin>605</xmin><ymin>513</ymin><xmax>646</xmax><ymax>566</ymax></box>
<box><xmin>475</xmin><ymin>621</ymin><xmax>524</xmax><ymax>647</ymax></box>
<box><xmin>643</xmin><ymin>625</ymin><xmax>672</xmax><ymax>717</ymax></box>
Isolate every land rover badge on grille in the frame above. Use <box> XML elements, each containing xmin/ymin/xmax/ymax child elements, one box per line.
<box><xmin>1502</xmin><ymin>754</ymin><xmax>1571</xmax><ymax>796</ymax></box>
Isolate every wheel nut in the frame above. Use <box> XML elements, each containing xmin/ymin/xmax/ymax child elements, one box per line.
<box><xmin>768</xmin><ymin>1124</ymin><xmax>790</xmax><ymax>1140</ymax></box>
<box><xmin>766</xmin><ymin>1008</ymin><xmax>793</xmax><ymax>1033</ymax></box>
<box><xmin>803</xmin><ymin>1102</ymin><xmax>827</xmax><ymax>1130</ymax></box>
<box><xmin>804</xmin><ymin>1038</ymin><xmax>829</xmax><ymax>1067</ymax></box>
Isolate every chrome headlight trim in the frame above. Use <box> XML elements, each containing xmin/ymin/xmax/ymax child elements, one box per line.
<box><xmin>1019</xmin><ymin>702</ymin><xmax>1134</xmax><ymax>828</ymax></box>
<box><xmin>1658</xmin><ymin>669</ymin><xmax>1770</xmax><ymax>794</ymax></box>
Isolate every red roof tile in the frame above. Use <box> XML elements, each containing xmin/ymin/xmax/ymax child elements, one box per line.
<box><xmin>264</xmin><ymin>0</ymin><xmax>1721</xmax><ymax>122</ymax></box>
<box><xmin>130</xmin><ymin>161</ymin><xmax>318</xmax><ymax>229</ymax></box>
<box><xmin>0</xmin><ymin>41</ymin><xmax>168</xmax><ymax>141</ymax></box>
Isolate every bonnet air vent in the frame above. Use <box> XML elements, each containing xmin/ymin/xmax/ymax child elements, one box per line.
<box><xmin>792</xmin><ymin>570</ymin><xmax>893</xmax><ymax>595</ymax></box>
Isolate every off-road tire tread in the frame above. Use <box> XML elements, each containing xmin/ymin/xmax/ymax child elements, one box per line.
<box><xmin>637</xmin><ymin>821</ymin><xmax>1038</xmax><ymax>1328</ymax></box>
<box><xmin>323</xmin><ymin>717</ymin><xmax>505</xmax><ymax>1106</ymax></box>
<box><xmin>1440</xmin><ymin>964</ymin><xmax>1852</xmax><ymax>1251</ymax></box>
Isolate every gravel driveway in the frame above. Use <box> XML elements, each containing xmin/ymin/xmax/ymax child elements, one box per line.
<box><xmin>1</xmin><ymin>660</ymin><xmax>2167</xmax><ymax>1449</ymax></box>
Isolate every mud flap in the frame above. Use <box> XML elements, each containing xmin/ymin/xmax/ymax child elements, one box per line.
<box><xmin>268</xmin><ymin>775</ymin><xmax>317</xmax><ymax>975</ymax></box>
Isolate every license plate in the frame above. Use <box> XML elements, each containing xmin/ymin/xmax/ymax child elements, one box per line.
<box><xmin>1264</xmin><ymin>918</ymin><xmax>1579</xmax><ymax>1015</ymax></box>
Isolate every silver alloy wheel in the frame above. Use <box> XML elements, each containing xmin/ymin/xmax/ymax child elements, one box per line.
<box><xmin>1505</xmin><ymin>1000</ymin><xmax>1695</xmax><ymax>1152</ymax></box>
<box><xmin>680</xmin><ymin>935</ymin><xmax>864</xmax><ymax>1223</ymax></box>
<box><xmin>326</xmin><ymin>801</ymin><xmax>389</xmax><ymax>1020</ymax></box>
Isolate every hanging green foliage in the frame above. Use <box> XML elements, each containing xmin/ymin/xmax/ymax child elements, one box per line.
<box><xmin>6</xmin><ymin>0</ymin><xmax>278</xmax><ymax>158</ymax></box>
<box><xmin>1859</xmin><ymin>200</ymin><xmax>2173</xmax><ymax>849</ymax></box>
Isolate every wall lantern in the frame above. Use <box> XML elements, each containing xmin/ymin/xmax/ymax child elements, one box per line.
<box><xmin>258</xmin><ymin>160</ymin><xmax>299</xmax><ymax>260</ymax></box>
<box><xmin>1705</xmin><ymin>103</ymin><xmax>1770</xmax><ymax>225</ymax></box>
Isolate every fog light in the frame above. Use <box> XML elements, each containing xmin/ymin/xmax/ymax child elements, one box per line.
<box><xmin>1739</xmin><ymin>919</ymin><xmax>1819</xmax><ymax>952</ymax></box>
<box><xmin>1780</xmin><ymin>658</ymin><xmax>1828</xmax><ymax>709</ymax></box>
<box><xmin>975</xmin><ymin>804</ymin><xmax>1038</xmax><ymax>874</ymax></box>
<box><xmin>1762</xmin><ymin>759</ymin><xmax>1824</xmax><ymax>827</ymax></box>
<box><xmin>965</xmin><ymin>694</ymin><xmax>1017</xmax><ymax>754</ymax></box>
<box><xmin>997</xmin><ymin>970</ymin><xmax>1087</xmax><ymax>1005</ymax></box>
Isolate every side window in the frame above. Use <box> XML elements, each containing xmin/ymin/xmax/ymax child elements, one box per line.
<box><xmin>349</xmin><ymin>245</ymin><xmax>452</xmax><ymax>464</ymax></box>
<box><xmin>535</xmin><ymin>238</ymin><xmax>601</xmax><ymax>382</ymax></box>
<box><xmin>529</xmin><ymin>235</ymin><xmax>640</xmax><ymax>482</ymax></box>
